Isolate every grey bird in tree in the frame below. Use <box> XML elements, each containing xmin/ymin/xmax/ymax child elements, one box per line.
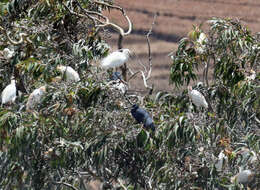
<box><xmin>131</xmin><ymin>104</ymin><xmax>155</xmax><ymax>131</ymax></box>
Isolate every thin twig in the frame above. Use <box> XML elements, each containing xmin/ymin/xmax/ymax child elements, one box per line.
<box><xmin>128</xmin><ymin>13</ymin><xmax>157</xmax><ymax>92</ymax></box>
<box><xmin>205</xmin><ymin>58</ymin><xmax>209</xmax><ymax>87</ymax></box>
<box><xmin>0</xmin><ymin>26</ymin><xmax>32</xmax><ymax>45</ymax></box>
<box><xmin>118</xmin><ymin>178</ymin><xmax>128</xmax><ymax>190</ymax></box>
<box><xmin>146</xmin><ymin>13</ymin><xmax>158</xmax><ymax>81</ymax></box>
<box><xmin>63</xmin><ymin>1</ymin><xmax>132</xmax><ymax>36</ymax></box>
<box><xmin>133</xmin><ymin>52</ymin><xmax>147</xmax><ymax>72</ymax></box>
<box><xmin>53</xmin><ymin>181</ymin><xmax>79</xmax><ymax>190</ymax></box>
<box><xmin>128</xmin><ymin>71</ymin><xmax>141</xmax><ymax>81</ymax></box>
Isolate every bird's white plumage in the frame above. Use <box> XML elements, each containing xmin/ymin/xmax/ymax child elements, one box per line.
<box><xmin>3</xmin><ymin>48</ymin><xmax>15</xmax><ymax>59</ymax></box>
<box><xmin>215</xmin><ymin>151</ymin><xmax>228</xmax><ymax>171</ymax></box>
<box><xmin>246</xmin><ymin>70</ymin><xmax>256</xmax><ymax>81</ymax></box>
<box><xmin>231</xmin><ymin>170</ymin><xmax>254</xmax><ymax>184</ymax></box>
<box><xmin>195</xmin><ymin>33</ymin><xmax>207</xmax><ymax>54</ymax></box>
<box><xmin>26</xmin><ymin>86</ymin><xmax>46</xmax><ymax>111</ymax></box>
<box><xmin>101</xmin><ymin>49</ymin><xmax>131</xmax><ymax>69</ymax></box>
<box><xmin>57</xmin><ymin>65</ymin><xmax>80</xmax><ymax>82</ymax></box>
<box><xmin>197</xmin><ymin>33</ymin><xmax>207</xmax><ymax>45</ymax></box>
<box><xmin>112</xmin><ymin>81</ymin><xmax>128</xmax><ymax>94</ymax></box>
<box><xmin>236</xmin><ymin>170</ymin><xmax>254</xmax><ymax>184</ymax></box>
<box><xmin>1</xmin><ymin>79</ymin><xmax>16</xmax><ymax>104</ymax></box>
<box><xmin>188</xmin><ymin>86</ymin><xmax>208</xmax><ymax>108</ymax></box>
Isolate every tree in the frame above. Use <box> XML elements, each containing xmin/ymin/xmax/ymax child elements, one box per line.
<box><xmin>0</xmin><ymin>0</ymin><xmax>259</xmax><ymax>189</ymax></box>
<box><xmin>169</xmin><ymin>17</ymin><xmax>259</xmax><ymax>189</ymax></box>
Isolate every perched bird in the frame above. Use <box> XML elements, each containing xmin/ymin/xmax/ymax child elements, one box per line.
<box><xmin>57</xmin><ymin>65</ymin><xmax>80</xmax><ymax>82</ymax></box>
<box><xmin>197</xmin><ymin>32</ymin><xmax>207</xmax><ymax>45</ymax></box>
<box><xmin>188</xmin><ymin>86</ymin><xmax>208</xmax><ymax>109</ymax></box>
<box><xmin>109</xmin><ymin>71</ymin><xmax>127</xmax><ymax>94</ymax></box>
<box><xmin>195</xmin><ymin>32</ymin><xmax>208</xmax><ymax>54</ymax></box>
<box><xmin>101</xmin><ymin>49</ymin><xmax>131</xmax><ymax>69</ymax></box>
<box><xmin>215</xmin><ymin>151</ymin><xmax>228</xmax><ymax>171</ymax></box>
<box><xmin>231</xmin><ymin>170</ymin><xmax>255</xmax><ymax>186</ymax></box>
<box><xmin>3</xmin><ymin>48</ymin><xmax>15</xmax><ymax>59</ymax></box>
<box><xmin>1</xmin><ymin>77</ymin><xmax>16</xmax><ymax>105</ymax></box>
<box><xmin>131</xmin><ymin>104</ymin><xmax>155</xmax><ymax>131</ymax></box>
<box><xmin>112</xmin><ymin>82</ymin><xmax>128</xmax><ymax>94</ymax></box>
<box><xmin>26</xmin><ymin>86</ymin><xmax>46</xmax><ymax>112</ymax></box>
<box><xmin>144</xmin><ymin>116</ymin><xmax>155</xmax><ymax>131</ymax></box>
<box><xmin>246</xmin><ymin>70</ymin><xmax>256</xmax><ymax>81</ymax></box>
<box><xmin>110</xmin><ymin>72</ymin><xmax>122</xmax><ymax>81</ymax></box>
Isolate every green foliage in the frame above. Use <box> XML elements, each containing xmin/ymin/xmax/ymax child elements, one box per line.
<box><xmin>0</xmin><ymin>2</ymin><xmax>259</xmax><ymax>189</ymax></box>
<box><xmin>169</xmin><ymin>17</ymin><xmax>259</xmax><ymax>189</ymax></box>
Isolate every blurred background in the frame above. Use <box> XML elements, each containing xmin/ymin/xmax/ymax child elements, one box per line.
<box><xmin>104</xmin><ymin>0</ymin><xmax>260</xmax><ymax>92</ymax></box>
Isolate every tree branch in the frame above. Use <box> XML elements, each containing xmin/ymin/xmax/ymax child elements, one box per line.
<box><xmin>64</xmin><ymin>1</ymin><xmax>132</xmax><ymax>36</ymax></box>
<box><xmin>128</xmin><ymin>13</ymin><xmax>157</xmax><ymax>92</ymax></box>
<box><xmin>53</xmin><ymin>181</ymin><xmax>79</xmax><ymax>190</ymax></box>
<box><xmin>92</xmin><ymin>0</ymin><xmax>132</xmax><ymax>35</ymax></box>
<box><xmin>0</xmin><ymin>26</ymin><xmax>32</xmax><ymax>45</ymax></box>
<box><xmin>145</xmin><ymin>13</ymin><xmax>157</xmax><ymax>81</ymax></box>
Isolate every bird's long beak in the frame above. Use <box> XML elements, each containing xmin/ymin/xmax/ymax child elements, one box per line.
<box><xmin>124</xmin><ymin>106</ymin><xmax>132</xmax><ymax>109</ymax></box>
<box><xmin>119</xmin><ymin>78</ymin><xmax>127</xmax><ymax>85</ymax></box>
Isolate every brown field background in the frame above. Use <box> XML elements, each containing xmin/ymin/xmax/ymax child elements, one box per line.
<box><xmin>102</xmin><ymin>0</ymin><xmax>260</xmax><ymax>93</ymax></box>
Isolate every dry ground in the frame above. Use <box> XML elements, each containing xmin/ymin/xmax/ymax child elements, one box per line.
<box><xmin>103</xmin><ymin>0</ymin><xmax>260</xmax><ymax>93</ymax></box>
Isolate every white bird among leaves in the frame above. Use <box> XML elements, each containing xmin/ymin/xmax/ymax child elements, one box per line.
<box><xmin>3</xmin><ymin>48</ymin><xmax>15</xmax><ymax>59</ymax></box>
<box><xmin>246</xmin><ymin>69</ymin><xmax>256</xmax><ymax>81</ymax></box>
<box><xmin>112</xmin><ymin>82</ymin><xmax>128</xmax><ymax>94</ymax></box>
<box><xmin>26</xmin><ymin>86</ymin><xmax>46</xmax><ymax>112</ymax></box>
<box><xmin>57</xmin><ymin>65</ymin><xmax>80</xmax><ymax>82</ymax></box>
<box><xmin>195</xmin><ymin>32</ymin><xmax>208</xmax><ymax>54</ymax></box>
<box><xmin>188</xmin><ymin>86</ymin><xmax>208</xmax><ymax>109</ymax></box>
<box><xmin>231</xmin><ymin>169</ymin><xmax>255</xmax><ymax>186</ymax></box>
<box><xmin>1</xmin><ymin>77</ymin><xmax>16</xmax><ymax>105</ymax></box>
<box><xmin>101</xmin><ymin>49</ymin><xmax>131</xmax><ymax>69</ymax></box>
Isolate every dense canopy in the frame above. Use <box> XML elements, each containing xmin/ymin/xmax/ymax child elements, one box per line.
<box><xmin>0</xmin><ymin>0</ymin><xmax>259</xmax><ymax>189</ymax></box>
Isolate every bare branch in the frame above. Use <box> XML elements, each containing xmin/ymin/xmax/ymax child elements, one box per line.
<box><xmin>140</xmin><ymin>70</ymin><xmax>151</xmax><ymax>90</ymax></box>
<box><xmin>202</xmin><ymin>57</ymin><xmax>209</xmax><ymax>87</ymax></box>
<box><xmin>146</xmin><ymin>13</ymin><xmax>157</xmax><ymax>81</ymax></box>
<box><xmin>0</xmin><ymin>26</ymin><xmax>32</xmax><ymax>45</ymax></box>
<box><xmin>128</xmin><ymin>71</ymin><xmax>141</xmax><ymax>81</ymax></box>
<box><xmin>205</xmin><ymin>59</ymin><xmax>209</xmax><ymax>87</ymax></box>
<box><xmin>118</xmin><ymin>178</ymin><xmax>128</xmax><ymax>190</ymax></box>
<box><xmin>92</xmin><ymin>0</ymin><xmax>132</xmax><ymax>35</ymax></box>
<box><xmin>53</xmin><ymin>181</ymin><xmax>79</xmax><ymax>190</ymax></box>
<box><xmin>64</xmin><ymin>1</ymin><xmax>132</xmax><ymax>36</ymax></box>
<box><xmin>117</xmin><ymin>34</ymin><xmax>128</xmax><ymax>81</ymax></box>
<box><xmin>128</xmin><ymin>13</ymin><xmax>157</xmax><ymax>92</ymax></box>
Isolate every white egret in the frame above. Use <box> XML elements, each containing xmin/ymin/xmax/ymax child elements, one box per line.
<box><xmin>215</xmin><ymin>151</ymin><xmax>228</xmax><ymax>171</ymax></box>
<box><xmin>3</xmin><ymin>48</ymin><xmax>15</xmax><ymax>59</ymax></box>
<box><xmin>195</xmin><ymin>32</ymin><xmax>207</xmax><ymax>54</ymax></box>
<box><xmin>26</xmin><ymin>86</ymin><xmax>46</xmax><ymax>112</ymax></box>
<box><xmin>231</xmin><ymin>170</ymin><xmax>255</xmax><ymax>186</ymax></box>
<box><xmin>197</xmin><ymin>33</ymin><xmax>207</xmax><ymax>45</ymax></box>
<box><xmin>101</xmin><ymin>49</ymin><xmax>131</xmax><ymax>69</ymax></box>
<box><xmin>246</xmin><ymin>70</ymin><xmax>256</xmax><ymax>81</ymax></box>
<box><xmin>57</xmin><ymin>65</ymin><xmax>80</xmax><ymax>82</ymax></box>
<box><xmin>188</xmin><ymin>86</ymin><xmax>208</xmax><ymax>109</ymax></box>
<box><xmin>109</xmin><ymin>72</ymin><xmax>127</xmax><ymax>94</ymax></box>
<box><xmin>112</xmin><ymin>82</ymin><xmax>128</xmax><ymax>94</ymax></box>
<box><xmin>1</xmin><ymin>77</ymin><xmax>16</xmax><ymax>105</ymax></box>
